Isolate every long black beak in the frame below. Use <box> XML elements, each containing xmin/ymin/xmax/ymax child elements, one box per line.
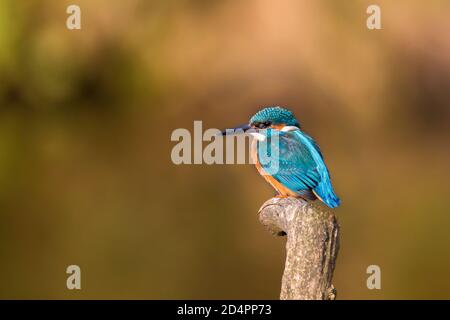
<box><xmin>220</xmin><ymin>124</ymin><xmax>251</xmax><ymax>136</ymax></box>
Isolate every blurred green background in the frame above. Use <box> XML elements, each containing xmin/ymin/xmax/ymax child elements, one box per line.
<box><xmin>0</xmin><ymin>0</ymin><xmax>449</xmax><ymax>299</ymax></box>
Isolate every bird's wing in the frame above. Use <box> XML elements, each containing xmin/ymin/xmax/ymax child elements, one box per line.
<box><xmin>258</xmin><ymin>129</ymin><xmax>321</xmax><ymax>192</ymax></box>
<box><xmin>258</xmin><ymin>129</ymin><xmax>340</xmax><ymax>208</ymax></box>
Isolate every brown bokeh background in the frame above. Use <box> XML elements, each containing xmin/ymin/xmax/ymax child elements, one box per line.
<box><xmin>0</xmin><ymin>0</ymin><xmax>449</xmax><ymax>299</ymax></box>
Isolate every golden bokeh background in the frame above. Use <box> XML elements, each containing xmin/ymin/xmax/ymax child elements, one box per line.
<box><xmin>0</xmin><ymin>0</ymin><xmax>449</xmax><ymax>299</ymax></box>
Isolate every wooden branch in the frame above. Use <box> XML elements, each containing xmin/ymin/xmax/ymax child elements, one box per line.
<box><xmin>258</xmin><ymin>197</ymin><xmax>340</xmax><ymax>300</ymax></box>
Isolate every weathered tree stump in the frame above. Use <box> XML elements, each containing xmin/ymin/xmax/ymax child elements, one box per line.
<box><xmin>258</xmin><ymin>197</ymin><xmax>340</xmax><ymax>300</ymax></box>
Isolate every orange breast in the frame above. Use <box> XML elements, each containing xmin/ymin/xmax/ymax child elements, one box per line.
<box><xmin>251</xmin><ymin>139</ymin><xmax>298</xmax><ymax>197</ymax></box>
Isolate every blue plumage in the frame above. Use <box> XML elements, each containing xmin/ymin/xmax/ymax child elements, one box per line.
<box><xmin>251</xmin><ymin>107</ymin><xmax>300</xmax><ymax>127</ymax></box>
<box><xmin>251</xmin><ymin>107</ymin><xmax>340</xmax><ymax>208</ymax></box>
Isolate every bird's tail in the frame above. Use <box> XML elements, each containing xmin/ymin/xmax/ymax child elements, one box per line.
<box><xmin>313</xmin><ymin>178</ymin><xmax>341</xmax><ymax>208</ymax></box>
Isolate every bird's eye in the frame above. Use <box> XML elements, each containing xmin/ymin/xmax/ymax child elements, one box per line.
<box><xmin>258</xmin><ymin>121</ymin><xmax>271</xmax><ymax>128</ymax></box>
<box><xmin>253</xmin><ymin>121</ymin><xmax>271</xmax><ymax>129</ymax></box>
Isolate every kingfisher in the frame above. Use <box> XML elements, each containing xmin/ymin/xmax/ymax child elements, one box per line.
<box><xmin>222</xmin><ymin>106</ymin><xmax>340</xmax><ymax>208</ymax></box>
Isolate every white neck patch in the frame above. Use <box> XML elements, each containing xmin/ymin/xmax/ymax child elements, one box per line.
<box><xmin>280</xmin><ymin>126</ymin><xmax>300</xmax><ymax>132</ymax></box>
<box><xmin>248</xmin><ymin>132</ymin><xmax>266</xmax><ymax>141</ymax></box>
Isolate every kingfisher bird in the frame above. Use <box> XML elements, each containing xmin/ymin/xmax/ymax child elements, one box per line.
<box><xmin>222</xmin><ymin>106</ymin><xmax>340</xmax><ymax>208</ymax></box>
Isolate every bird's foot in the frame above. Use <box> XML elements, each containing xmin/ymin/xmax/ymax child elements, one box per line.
<box><xmin>274</xmin><ymin>194</ymin><xmax>289</xmax><ymax>198</ymax></box>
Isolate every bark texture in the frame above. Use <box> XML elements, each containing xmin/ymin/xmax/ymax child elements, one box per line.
<box><xmin>258</xmin><ymin>197</ymin><xmax>340</xmax><ymax>300</ymax></box>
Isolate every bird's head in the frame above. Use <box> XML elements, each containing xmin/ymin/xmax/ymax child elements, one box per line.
<box><xmin>221</xmin><ymin>106</ymin><xmax>300</xmax><ymax>139</ymax></box>
<box><xmin>249</xmin><ymin>106</ymin><xmax>300</xmax><ymax>130</ymax></box>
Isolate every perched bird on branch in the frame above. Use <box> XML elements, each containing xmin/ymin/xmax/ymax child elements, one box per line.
<box><xmin>222</xmin><ymin>106</ymin><xmax>340</xmax><ymax>208</ymax></box>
